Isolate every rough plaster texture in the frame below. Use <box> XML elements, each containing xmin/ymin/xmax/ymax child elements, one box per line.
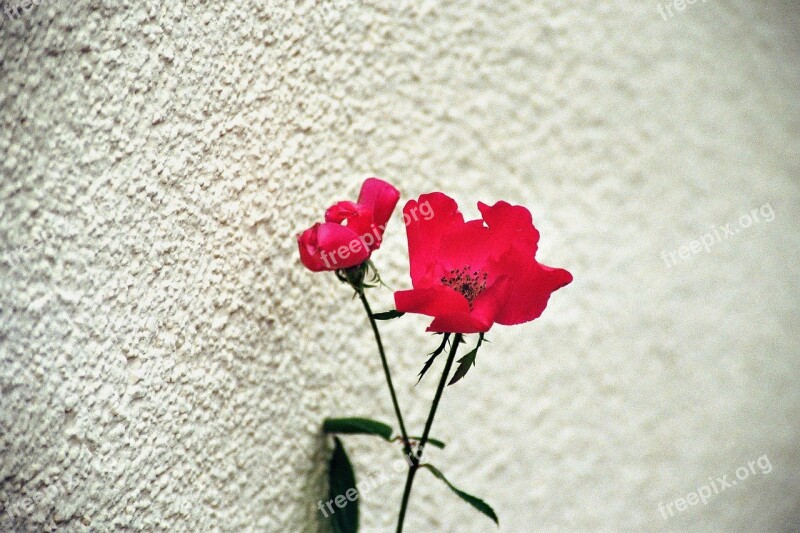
<box><xmin>1</xmin><ymin>0</ymin><xmax>799</xmax><ymax>531</ymax></box>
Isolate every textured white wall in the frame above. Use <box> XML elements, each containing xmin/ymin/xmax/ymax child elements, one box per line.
<box><xmin>1</xmin><ymin>0</ymin><xmax>799</xmax><ymax>531</ymax></box>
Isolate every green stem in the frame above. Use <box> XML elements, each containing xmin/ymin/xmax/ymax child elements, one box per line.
<box><xmin>396</xmin><ymin>333</ymin><xmax>463</xmax><ymax>533</ymax></box>
<box><xmin>357</xmin><ymin>289</ymin><xmax>412</xmax><ymax>456</ymax></box>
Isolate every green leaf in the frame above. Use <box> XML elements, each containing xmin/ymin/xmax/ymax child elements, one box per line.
<box><xmin>328</xmin><ymin>437</ymin><xmax>359</xmax><ymax>533</ymax></box>
<box><xmin>418</xmin><ymin>333</ymin><xmax>451</xmax><ymax>384</ymax></box>
<box><xmin>415</xmin><ymin>437</ymin><xmax>446</xmax><ymax>449</ymax></box>
<box><xmin>371</xmin><ymin>310</ymin><xmax>405</xmax><ymax>320</ymax></box>
<box><xmin>420</xmin><ymin>464</ymin><xmax>498</xmax><ymax>526</ymax></box>
<box><xmin>323</xmin><ymin>418</ymin><xmax>393</xmax><ymax>441</ymax></box>
<box><xmin>394</xmin><ymin>436</ymin><xmax>446</xmax><ymax>449</ymax></box>
<box><xmin>448</xmin><ymin>333</ymin><xmax>485</xmax><ymax>386</ymax></box>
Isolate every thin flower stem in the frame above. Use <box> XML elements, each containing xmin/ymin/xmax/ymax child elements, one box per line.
<box><xmin>357</xmin><ymin>289</ymin><xmax>412</xmax><ymax>455</ymax></box>
<box><xmin>396</xmin><ymin>333</ymin><xmax>463</xmax><ymax>533</ymax></box>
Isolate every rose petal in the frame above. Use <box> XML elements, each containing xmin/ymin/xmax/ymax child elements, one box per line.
<box><xmin>296</xmin><ymin>222</ymin><xmax>370</xmax><ymax>271</ymax></box>
<box><xmin>478</xmin><ymin>200</ymin><xmax>540</xmax><ymax>256</ymax></box>
<box><xmin>358</xmin><ymin>177</ymin><xmax>400</xmax><ymax>229</ymax></box>
<box><xmin>426</xmin><ymin>312</ymin><xmax>491</xmax><ymax>333</ymax></box>
<box><xmin>297</xmin><ymin>223</ymin><xmax>325</xmax><ymax>271</ymax></box>
<box><xmin>437</xmin><ymin>219</ymin><xmax>493</xmax><ymax>273</ymax></box>
<box><xmin>489</xmin><ymin>245</ymin><xmax>572</xmax><ymax>325</ymax></box>
<box><xmin>316</xmin><ymin>222</ymin><xmax>371</xmax><ymax>269</ymax></box>
<box><xmin>325</xmin><ymin>201</ymin><xmax>375</xmax><ymax>245</ymax></box>
<box><xmin>404</xmin><ymin>192</ymin><xmax>465</xmax><ymax>286</ymax></box>
<box><xmin>394</xmin><ymin>285</ymin><xmax>471</xmax><ymax>317</ymax></box>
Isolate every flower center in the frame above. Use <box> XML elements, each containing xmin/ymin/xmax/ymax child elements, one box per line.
<box><xmin>440</xmin><ymin>266</ymin><xmax>488</xmax><ymax>306</ymax></box>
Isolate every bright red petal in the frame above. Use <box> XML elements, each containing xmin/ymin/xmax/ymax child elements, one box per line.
<box><xmin>488</xmin><ymin>246</ymin><xmax>572</xmax><ymax>325</ymax></box>
<box><xmin>404</xmin><ymin>192</ymin><xmax>465</xmax><ymax>285</ymax></box>
<box><xmin>467</xmin><ymin>274</ymin><xmax>511</xmax><ymax>328</ymax></box>
<box><xmin>316</xmin><ymin>222</ymin><xmax>371</xmax><ymax>269</ymax></box>
<box><xmin>478</xmin><ymin>201</ymin><xmax>540</xmax><ymax>257</ymax></box>
<box><xmin>358</xmin><ymin>177</ymin><xmax>400</xmax><ymax>229</ymax></box>
<box><xmin>394</xmin><ymin>285</ymin><xmax>471</xmax><ymax>317</ymax></box>
<box><xmin>437</xmin><ymin>219</ymin><xmax>493</xmax><ymax>273</ymax></box>
<box><xmin>297</xmin><ymin>224</ymin><xmax>325</xmax><ymax>271</ymax></box>
<box><xmin>325</xmin><ymin>201</ymin><xmax>375</xmax><ymax>245</ymax></box>
<box><xmin>426</xmin><ymin>313</ymin><xmax>491</xmax><ymax>333</ymax></box>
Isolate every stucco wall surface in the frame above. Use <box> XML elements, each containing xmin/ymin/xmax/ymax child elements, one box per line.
<box><xmin>1</xmin><ymin>0</ymin><xmax>799</xmax><ymax>531</ymax></box>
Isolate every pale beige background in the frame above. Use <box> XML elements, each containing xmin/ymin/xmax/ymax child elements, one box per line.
<box><xmin>1</xmin><ymin>0</ymin><xmax>799</xmax><ymax>531</ymax></box>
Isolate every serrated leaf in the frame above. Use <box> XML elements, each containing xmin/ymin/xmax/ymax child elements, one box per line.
<box><xmin>421</xmin><ymin>464</ymin><xmax>498</xmax><ymax>526</ymax></box>
<box><xmin>448</xmin><ymin>333</ymin><xmax>484</xmax><ymax>386</ymax></box>
<box><xmin>371</xmin><ymin>310</ymin><xmax>405</xmax><ymax>320</ymax></box>
<box><xmin>417</xmin><ymin>333</ymin><xmax>451</xmax><ymax>384</ymax></box>
<box><xmin>323</xmin><ymin>418</ymin><xmax>393</xmax><ymax>441</ymax></box>
<box><xmin>328</xmin><ymin>437</ymin><xmax>359</xmax><ymax>533</ymax></box>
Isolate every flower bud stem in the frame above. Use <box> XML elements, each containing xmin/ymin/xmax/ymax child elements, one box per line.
<box><xmin>357</xmin><ymin>287</ymin><xmax>413</xmax><ymax>458</ymax></box>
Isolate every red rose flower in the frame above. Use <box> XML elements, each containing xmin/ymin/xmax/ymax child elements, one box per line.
<box><xmin>394</xmin><ymin>192</ymin><xmax>572</xmax><ymax>333</ymax></box>
<box><xmin>297</xmin><ymin>178</ymin><xmax>400</xmax><ymax>272</ymax></box>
